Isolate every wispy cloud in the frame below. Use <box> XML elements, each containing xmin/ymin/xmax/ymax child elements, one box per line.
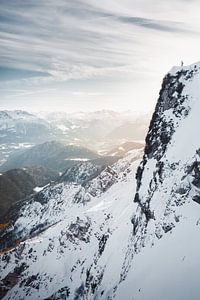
<box><xmin>0</xmin><ymin>0</ymin><xmax>200</xmax><ymax>111</ymax></box>
<box><xmin>0</xmin><ymin>66</ymin><xmax>50</xmax><ymax>81</ymax></box>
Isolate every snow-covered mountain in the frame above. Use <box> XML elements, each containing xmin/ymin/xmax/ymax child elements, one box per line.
<box><xmin>1</xmin><ymin>62</ymin><xmax>200</xmax><ymax>300</ymax></box>
<box><xmin>38</xmin><ymin>110</ymin><xmax>149</xmax><ymax>151</ymax></box>
<box><xmin>0</xmin><ymin>110</ymin><xmax>149</xmax><ymax>164</ymax></box>
<box><xmin>0</xmin><ymin>149</ymin><xmax>142</xmax><ymax>299</ymax></box>
<box><xmin>0</xmin><ymin>111</ymin><xmax>62</xmax><ymax>144</ymax></box>
<box><xmin>0</xmin><ymin>141</ymin><xmax>101</xmax><ymax>173</ymax></box>
<box><xmin>111</xmin><ymin>62</ymin><xmax>200</xmax><ymax>300</ymax></box>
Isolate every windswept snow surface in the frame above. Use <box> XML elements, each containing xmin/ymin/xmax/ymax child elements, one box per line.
<box><xmin>115</xmin><ymin>201</ymin><xmax>200</xmax><ymax>300</ymax></box>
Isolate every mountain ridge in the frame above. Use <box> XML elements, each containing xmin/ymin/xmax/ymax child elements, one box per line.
<box><xmin>0</xmin><ymin>141</ymin><xmax>101</xmax><ymax>172</ymax></box>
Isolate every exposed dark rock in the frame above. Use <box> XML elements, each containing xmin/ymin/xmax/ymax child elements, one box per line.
<box><xmin>193</xmin><ymin>195</ymin><xmax>200</xmax><ymax>205</ymax></box>
<box><xmin>162</xmin><ymin>223</ymin><xmax>175</xmax><ymax>233</ymax></box>
<box><xmin>98</xmin><ymin>234</ymin><xmax>109</xmax><ymax>255</ymax></box>
<box><xmin>74</xmin><ymin>283</ymin><xmax>85</xmax><ymax>300</ymax></box>
<box><xmin>66</xmin><ymin>217</ymin><xmax>91</xmax><ymax>244</ymax></box>
<box><xmin>191</xmin><ymin>161</ymin><xmax>200</xmax><ymax>188</ymax></box>
<box><xmin>44</xmin><ymin>286</ymin><xmax>70</xmax><ymax>299</ymax></box>
<box><xmin>132</xmin><ymin>68</ymin><xmax>194</xmax><ymax>232</ymax></box>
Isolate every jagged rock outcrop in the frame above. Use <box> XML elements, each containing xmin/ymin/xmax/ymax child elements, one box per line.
<box><xmin>131</xmin><ymin>63</ymin><xmax>200</xmax><ymax>244</ymax></box>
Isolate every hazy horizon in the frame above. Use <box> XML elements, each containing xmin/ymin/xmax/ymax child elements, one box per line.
<box><xmin>1</xmin><ymin>0</ymin><xmax>200</xmax><ymax>112</ymax></box>
<box><xmin>0</xmin><ymin>108</ymin><xmax>153</xmax><ymax>115</ymax></box>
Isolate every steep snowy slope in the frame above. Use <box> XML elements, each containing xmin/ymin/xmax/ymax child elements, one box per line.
<box><xmin>0</xmin><ymin>150</ymin><xmax>142</xmax><ymax>299</ymax></box>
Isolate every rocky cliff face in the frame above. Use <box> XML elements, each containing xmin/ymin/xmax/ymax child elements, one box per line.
<box><xmin>131</xmin><ymin>62</ymin><xmax>200</xmax><ymax>248</ymax></box>
<box><xmin>113</xmin><ymin>62</ymin><xmax>200</xmax><ymax>299</ymax></box>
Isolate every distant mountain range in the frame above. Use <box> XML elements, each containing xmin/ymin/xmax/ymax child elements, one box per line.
<box><xmin>0</xmin><ymin>110</ymin><xmax>62</xmax><ymax>144</ymax></box>
<box><xmin>0</xmin><ymin>110</ymin><xmax>150</xmax><ymax>152</ymax></box>
<box><xmin>41</xmin><ymin>110</ymin><xmax>150</xmax><ymax>149</ymax></box>
<box><xmin>0</xmin><ymin>141</ymin><xmax>120</xmax><ymax>222</ymax></box>
<box><xmin>0</xmin><ymin>141</ymin><xmax>101</xmax><ymax>173</ymax></box>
